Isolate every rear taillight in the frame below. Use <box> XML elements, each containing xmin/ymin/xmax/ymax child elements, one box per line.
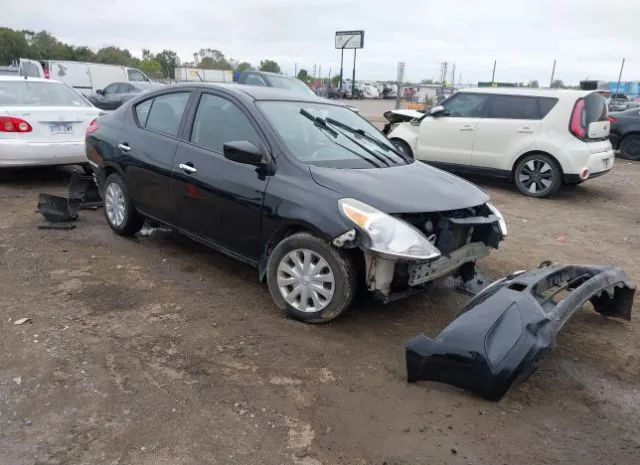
<box><xmin>86</xmin><ymin>119</ymin><xmax>99</xmax><ymax>136</ymax></box>
<box><xmin>609</xmin><ymin>116</ymin><xmax>618</xmax><ymax>125</ymax></box>
<box><xmin>0</xmin><ymin>116</ymin><xmax>33</xmax><ymax>133</ymax></box>
<box><xmin>43</xmin><ymin>67</ymin><xmax>50</xmax><ymax>79</ymax></box>
<box><xmin>569</xmin><ymin>99</ymin><xmax>586</xmax><ymax>140</ymax></box>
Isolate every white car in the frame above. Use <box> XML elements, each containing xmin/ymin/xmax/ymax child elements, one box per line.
<box><xmin>0</xmin><ymin>76</ymin><xmax>101</xmax><ymax>168</ymax></box>
<box><xmin>388</xmin><ymin>87</ymin><xmax>614</xmax><ymax>197</ymax></box>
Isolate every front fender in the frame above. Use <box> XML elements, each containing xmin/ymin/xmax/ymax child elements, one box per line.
<box><xmin>388</xmin><ymin>122</ymin><xmax>420</xmax><ymax>153</ymax></box>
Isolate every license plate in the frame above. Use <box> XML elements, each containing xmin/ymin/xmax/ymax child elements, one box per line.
<box><xmin>602</xmin><ymin>158</ymin><xmax>610</xmax><ymax>168</ymax></box>
<box><xmin>49</xmin><ymin>123</ymin><xmax>73</xmax><ymax>134</ymax></box>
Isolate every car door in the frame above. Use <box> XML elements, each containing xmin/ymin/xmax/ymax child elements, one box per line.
<box><xmin>416</xmin><ymin>92</ymin><xmax>490</xmax><ymax>166</ymax></box>
<box><xmin>472</xmin><ymin>95</ymin><xmax>545</xmax><ymax>170</ymax></box>
<box><xmin>170</xmin><ymin>91</ymin><xmax>269</xmax><ymax>260</ymax></box>
<box><xmin>119</xmin><ymin>90</ymin><xmax>193</xmax><ymax>222</ymax></box>
<box><xmin>99</xmin><ymin>83</ymin><xmax>123</xmax><ymax>109</ymax></box>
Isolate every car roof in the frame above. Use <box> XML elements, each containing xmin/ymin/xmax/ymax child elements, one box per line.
<box><xmin>170</xmin><ymin>82</ymin><xmax>327</xmax><ymax>103</ymax></box>
<box><xmin>459</xmin><ymin>87</ymin><xmax>593</xmax><ymax>98</ymax></box>
<box><xmin>0</xmin><ymin>76</ymin><xmax>53</xmax><ymax>83</ymax></box>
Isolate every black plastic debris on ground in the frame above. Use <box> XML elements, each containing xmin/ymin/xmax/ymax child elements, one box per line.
<box><xmin>68</xmin><ymin>171</ymin><xmax>102</xmax><ymax>209</ymax></box>
<box><xmin>37</xmin><ymin>194</ymin><xmax>79</xmax><ymax>223</ymax></box>
<box><xmin>37</xmin><ymin>170</ymin><xmax>102</xmax><ymax>226</ymax></box>
<box><xmin>406</xmin><ymin>263</ymin><xmax>636</xmax><ymax>401</ymax></box>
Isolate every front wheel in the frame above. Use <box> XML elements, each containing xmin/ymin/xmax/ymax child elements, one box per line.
<box><xmin>513</xmin><ymin>154</ymin><xmax>562</xmax><ymax>198</ymax></box>
<box><xmin>266</xmin><ymin>233</ymin><xmax>356</xmax><ymax>323</ymax></box>
<box><xmin>619</xmin><ymin>135</ymin><xmax>640</xmax><ymax>161</ymax></box>
<box><xmin>391</xmin><ymin>139</ymin><xmax>414</xmax><ymax>160</ymax></box>
<box><xmin>103</xmin><ymin>173</ymin><xmax>145</xmax><ymax>236</ymax></box>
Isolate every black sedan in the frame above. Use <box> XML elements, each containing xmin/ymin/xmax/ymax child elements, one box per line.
<box><xmin>85</xmin><ymin>83</ymin><xmax>506</xmax><ymax>323</ymax></box>
<box><xmin>87</xmin><ymin>81</ymin><xmax>164</xmax><ymax>110</ymax></box>
<box><xmin>609</xmin><ymin>108</ymin><xmax>640</xmax><ymax>160</ymax></box>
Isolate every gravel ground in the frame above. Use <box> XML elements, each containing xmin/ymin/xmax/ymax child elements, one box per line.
<box><xmin>1</xmin><ymin>155</ymin><xmax>639</xmax><ymax>465</ymax></box>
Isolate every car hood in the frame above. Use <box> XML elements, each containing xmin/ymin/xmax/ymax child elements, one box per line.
<box><xmin>309</xmin><ymin>162</ymin><xmax>489</xmax><ymax>213</ymax></box>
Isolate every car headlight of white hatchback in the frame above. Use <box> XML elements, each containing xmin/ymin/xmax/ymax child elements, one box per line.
<box><xmin>486</xmin><ymin>202</ymin><xmax>508</xmax><ymax>236</ymax></box>
<box><xmin>338</xmin><ymin>198</ymin><xmax>441</xmax><ymax>261</ymax></box>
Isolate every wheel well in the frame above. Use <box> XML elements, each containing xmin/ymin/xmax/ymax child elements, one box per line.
<box><xmin>512</xmin><ymin>150</ymin><xmax>564</xmax><ymax>179</ymax></box>
<box><xmin>620</xmin><ymin>132</ymin><xmax>640</xmax><ymax>145</ymax></box>
<box><xmin>390</xmin><ymin>137</ymin><xmax>413</xmax><ymax>157</ymax></box>
<box><xmin>258</xmin><ymin>225</ymin><xmax>314</xmax><ymax>282</ymax></box>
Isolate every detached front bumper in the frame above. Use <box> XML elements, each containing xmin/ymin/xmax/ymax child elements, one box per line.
<box><xmin>406</xmin><ymin>264</ymin><xmax>635</xmax><ymax>400</ymax></box>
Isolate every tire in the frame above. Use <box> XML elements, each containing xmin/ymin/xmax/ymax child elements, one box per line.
<box><xmin>513</xmin><ymin>154</ymin><xmax>562</xmax><ymax>198</ymax></box>
<box><xmin>266</xmin><ymin>232</ymin><xmax>356</xmax><ymax>323</ymax></box>
<box><xmin>619</xmin><ymin>135</ymin><xmax>640</xmax><ymax>161</ymax></box>
<box><xmin>391</xmin><ymin>139</ymin><xmax>414</xmax><ymax>159</ymax></box>
<box><xmin>103</xmin><ymin>173</ymin><xmax>145</xmax><ymax>236</ymax></box>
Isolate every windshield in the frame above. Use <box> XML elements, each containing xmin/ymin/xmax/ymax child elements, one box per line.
<box><xmin>258</xmin><ymin>101</ymin><xmax>408</xmax><ymax>168</ymax></box>
<box><xmin>0</xmin><ymin>81</ymin><xmax>90</xmax><ymax>106</ymax></box>
<box><xmin>263</xmin><ymin>75</ymin><xmax>316</xmax><ymax>97</ymax></box>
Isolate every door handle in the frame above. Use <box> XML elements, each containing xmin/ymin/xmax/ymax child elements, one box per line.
<box><xmin>117</xmin><ymin>142</ymin><xmax>131</xmax><ymax>152</ymax></box>
<box><xmin>179</xmin><ymin>162</ymin><xmax>197</xmax><ymax>174</ymax></box>
<box><xmin>517</xmin><ymin>127</ymin><xmax>534</xmax><ymax>133</ymax></box>
<box><xmin>459</xmin><ymin>126</ymin><xmax>474</xmax><ymax>131</ymax></box>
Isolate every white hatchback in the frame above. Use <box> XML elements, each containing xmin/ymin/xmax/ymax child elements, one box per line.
<box><xmin>0</xmin><ymin>76</ymin><xmax>101</xmax><ymax>168</ymax></box>
<box><xmin>388</xmin><ymin>88</ymin><xmax>614</xmax><ymax>197</ymax></box>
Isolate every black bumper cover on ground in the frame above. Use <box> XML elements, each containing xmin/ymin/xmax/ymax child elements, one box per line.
<box><xmin>406</xmin><ymin>264</ymin><xmax>635</xmax><ymax>400</ymax></box>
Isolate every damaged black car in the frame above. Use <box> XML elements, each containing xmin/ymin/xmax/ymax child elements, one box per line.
<box><xmin>86</xmin><ymin>83</ymin><xmax>507</xmax><ymax>323</ymax></box>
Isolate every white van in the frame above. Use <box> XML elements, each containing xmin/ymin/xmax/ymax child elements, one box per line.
<box><xmin>19</xmin><ymin>59</ymin><xmax>151</xmax><ymax>97</ymax></box>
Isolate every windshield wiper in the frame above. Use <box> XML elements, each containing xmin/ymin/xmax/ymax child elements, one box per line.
<box><xmin>325</xmin><ymin>117</ymin><xmax>410</xmax><ymax>164</ymax></box>
<box><xmin>298</xmin><ymin>109</ymin><xmax>381</xmax><ymax>168</ymax></box>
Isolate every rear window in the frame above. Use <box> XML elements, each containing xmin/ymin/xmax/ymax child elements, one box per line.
<box><xmin>584</xmin><ymin>92</ymin><xmax>608</xmax><ymax>124</ymax></box>
<box><xmin>487</xmin><ymin>95</ymin><xmax>539</xmax><ymax>119</ymax></box>
<box><xmin>538</xmin><ymin>98</ymin><xmax>558</xmax><ymax>118</ymax></box>
<box><xmin>137</xmin><ymin>92</ymin><xmax>190</xmax><ymax>137</ymax></box>
<box><xmin>0</xmin><ymin>81</ymin><xmax>89</xmax><ymax>106</ymax></box>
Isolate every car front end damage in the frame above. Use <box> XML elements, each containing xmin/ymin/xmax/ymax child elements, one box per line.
<box><xmin>405</xmin><ymin>264</ymin><xmax>636</xmax><ymax>400</ymax></box>
<box><xmin>333</xmin><ymin>200</ymin><xmax>506</xmax><ymax>300</ymax></box>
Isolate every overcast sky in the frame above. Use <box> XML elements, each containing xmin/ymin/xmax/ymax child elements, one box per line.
<box><xmin>3</xmin><ymin>0</ymin><xmax>639</xmax><ymax>85</ymax></box>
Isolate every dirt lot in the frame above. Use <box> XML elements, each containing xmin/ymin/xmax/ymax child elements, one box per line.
<box><xmin>1</xmin><ymin>157</ymin><xmax>639</xmax><ymax>465</ymax></box>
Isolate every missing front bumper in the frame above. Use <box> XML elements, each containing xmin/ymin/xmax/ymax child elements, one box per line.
<box><xmin>405</xmin><ymin>264</ymin><xmax>636</xmax><ymax>401</ymax></box>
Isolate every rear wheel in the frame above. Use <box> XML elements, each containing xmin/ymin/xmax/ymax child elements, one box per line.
<box><xmin>514</xmin><ymin>154</ymin><xmax>562</xmax><ymax>198</ymax></box>
<box><xmin>103</xmin><ymin>173</ymin><xmax>144</xmax><ymax>236</ymax></box>
<box><xmin>619</xmin><ymin>135</ymin><xmax>640</xmax><ymax>161</ymax></box>
<box><xmin>266</xmin><ymin>233</ymin><xmax>356</xmax><ymax>323</ymax></box>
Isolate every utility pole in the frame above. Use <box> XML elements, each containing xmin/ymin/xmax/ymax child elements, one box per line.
<box><xmin>294</xmin><ymin>62</ymin><xmax>297</xmax><ymax>77</ymax></box>
<box><xmin>351</xmin><ymin>49</ymin><xmax>357</xmax><ymax>98</ymax></box>
<box><xmin>450</xmin><ymin>63</ymin><xmax>456</xmax><ymax>88</ymax></box>
<box><xmin>491</xmin><ymin>60</ymin><xmax>496</xmax><ymax>85</ymax></box>
<box><xmin>615</xmin><ymin>58</ymin><xmax>626</xmax><ymax>97</ymax></box>
<box><xmin>549</xmin><ymin>59</ymin><xmax>556</xmax><ymax>88</ymax></box>
<box><xmin>395</xmin><ymin>62</ymin><xmax>405</xmax><ymax>110</ymax></box>
<box><xmin>319</xmin><ymin>64</ymin><xmax>322</xmax><ymax>83</ymax></box>
<box><xmin>313</xmin><ymin>64</ymin><xmax>317</xmax><ymax>79</ymax></box>
<box><xmin>339</xmin><ymin>48</ymin><xmax>344</xmax><ymax>89</ymax></box>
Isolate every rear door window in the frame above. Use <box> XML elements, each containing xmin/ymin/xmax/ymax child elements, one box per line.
<box><xmin>487</xmin><ymin>95</ymin><xmax>539</xmax><ymax>119</ymax></box>
<box><xmin>144</xmin><ymin>92</ymin><xmax>190</xmax><ymax>137</ymax></box>
<box><xmin>442</xmin><ymin>93</ymin><xmax>490</xmax><ymax>117</ymax></box>
<box><xmin>190</xmin><ymin>93</ymin><xmax>261</xmax><ymax>153</ymax></box>
<box><xmin>135</xmin><ymin>98</ymin><xmax>153</xmax><ymax>126</ymax></box>
<box><xmin>538</xmin><ymin>98</ymin><xmax>558</xmax><ymax>118</ymax></box>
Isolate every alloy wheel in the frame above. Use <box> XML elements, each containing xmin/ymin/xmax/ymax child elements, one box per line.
<box><xmin>518</xmin><ymin>159</ymin><xmax>554</xmax><ymax>195</ymax></box>
<box><xmin>276</xmin><ymin>248</ymin><xmax>335</xmax><ymax>313</ymax></box>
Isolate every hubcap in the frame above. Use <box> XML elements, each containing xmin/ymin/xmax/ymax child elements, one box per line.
<box><xmin>104</xmin><ymin>183</ymin><xmax>126</xmax><ymax>227</ymax></box>
<box><xmin>277</xmin><ymin>249</ymin><xmax>335</xmax><ymax>313</ymax></box>
<box><xmin>518</xmin><ymin>159</ymin><xmax>553</xmax><ymax>194</ymax></box>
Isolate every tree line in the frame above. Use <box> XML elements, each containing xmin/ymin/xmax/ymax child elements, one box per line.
<box><xmin>0</xmin><ymin>27</ymin><xmax>282</xmax><ymax>79</ymax></box>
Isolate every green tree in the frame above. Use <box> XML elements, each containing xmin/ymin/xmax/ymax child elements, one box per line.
<box><xmin>296</xmin><ymin>68</ymin><xmax>309</xmax><ymax>82</ymax></box>
<box><xmin>236</xmin><ymin>62</ymin><xmax>252</xmax><ymax>73</ymax></box>
<box><xmin>72</xmin><ymin>46</ymin><xmax>95</xmax><ymax>62</ymax></box>
<box><xmin>156</xmin><ymin>50</ymin><xmax>180</xmax><ymax>79</ymax></box>
<box><xmin>198</xmin><ymin>48</ymin><xmax>232</xmax><ymax>69</ymax></box>
<box><xmin>528</xmin><ymin>80</ymin><xmax>540</xmax><ymax>88</ymax></box>
<box><xmin>139</xmin><ymin>59</ymin><xmax>162</xmax><ymax>78</ymax></box>
<box><xmin>28</xmin><ymin>31</ymin><xmax>63</xmax><ymax>59</ymax></box>
<box><xmin>94</xmin><ymin>46</ymin><xmax>136</xmax><ymax>66</ymax></box>
<box><xmin>551</xmin><ymin>79</ymin><xmax>565</xmax><ymax>89</ymax></box>
<box><xmin>420</xmin><ymin>78</ymin><xmax>434</xmax><ymax>84</ymax></box>
<box><xmin>0</xmin><ymin>28</ymin><xmax>29</xmax><ymax>64</ymax></box>
<box><xmin>331</xmin><ymin>74</ymin><xmax>341</xmax><ymax>87</ymax></box>
<box><xmin>259</xmin><ymin>59</ymin><xmax>280</xmax><ymax>73</ymax></box>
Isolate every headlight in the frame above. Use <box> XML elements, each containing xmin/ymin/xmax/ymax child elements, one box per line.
<box><xmin>338</xmin><ymin>198</ymin><xmax>441</xmax><ymax>261</ymax></box>
<box><xmin>487</xmin><ymin>202</ymin><xmax>507</xmax><ymax>236</ymax></box>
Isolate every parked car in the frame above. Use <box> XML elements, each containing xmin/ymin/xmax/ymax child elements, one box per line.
<box><xmin>18</xmin><ymin>58</ymin><xmax>152</xmax><ymax>96</ymax></box>
<box><xmin>388</xmin><ymin>88</ymin><xmax>613</xmax><ymax>197</ymax></box>
<box><xmin>236</xmin><ymin>71</ymin><xmax>315</xmax><ymax>97</ymax></box>
<box><xmin>0</xmin><ymin>76</ymin><xmax>101</xmax><ymax>168</ymax></box>
<box><xmin>609</xmin><ymin>107</ymin><xmax>640</xmax><ymax>160</ymax></box>
<box><xmin>86</xmin><ymin>84</ymin><xmax>507</xmax><ymax>323</ymax></box>
<box><xmin>87</xmin><ymin>82</ymin><xmax>165</xmax><ymax>110</ymax></box>
<box><xmin>608</xmin><ymin>93</ymin><xmax>631</xmax><ymax>112</ymax></box>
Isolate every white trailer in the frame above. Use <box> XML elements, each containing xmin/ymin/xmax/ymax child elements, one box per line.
<box><xmin>18</xmin><ymin>59</ymin><xmax>151</xmax><ymax>96</ymax></box>
<box><xmin>174</xmin><ymin>67</ymin><xmax>233</xmax><ymax>83</ymax></box>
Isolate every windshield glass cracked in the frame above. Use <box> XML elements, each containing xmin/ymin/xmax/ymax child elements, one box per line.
<box><xmin>258</xmin><ymin>101</ymin><xmax>408</xmax><ymax>169</ymax></box>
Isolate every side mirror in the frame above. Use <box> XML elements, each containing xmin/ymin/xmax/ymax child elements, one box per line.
<box><xmin>96</xmin><ymin>89</ymin><xmax>104</xmax><ymax>95</ymax></box>
<box><xmin>223</xmin><ymin>141</ymin><xmax>264</xmax><ymax>165</ymax></box>
<box><xmin>430</xmin><ymin>105</ymin><xmax>447</xmax><ymax>117</ymax></box>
